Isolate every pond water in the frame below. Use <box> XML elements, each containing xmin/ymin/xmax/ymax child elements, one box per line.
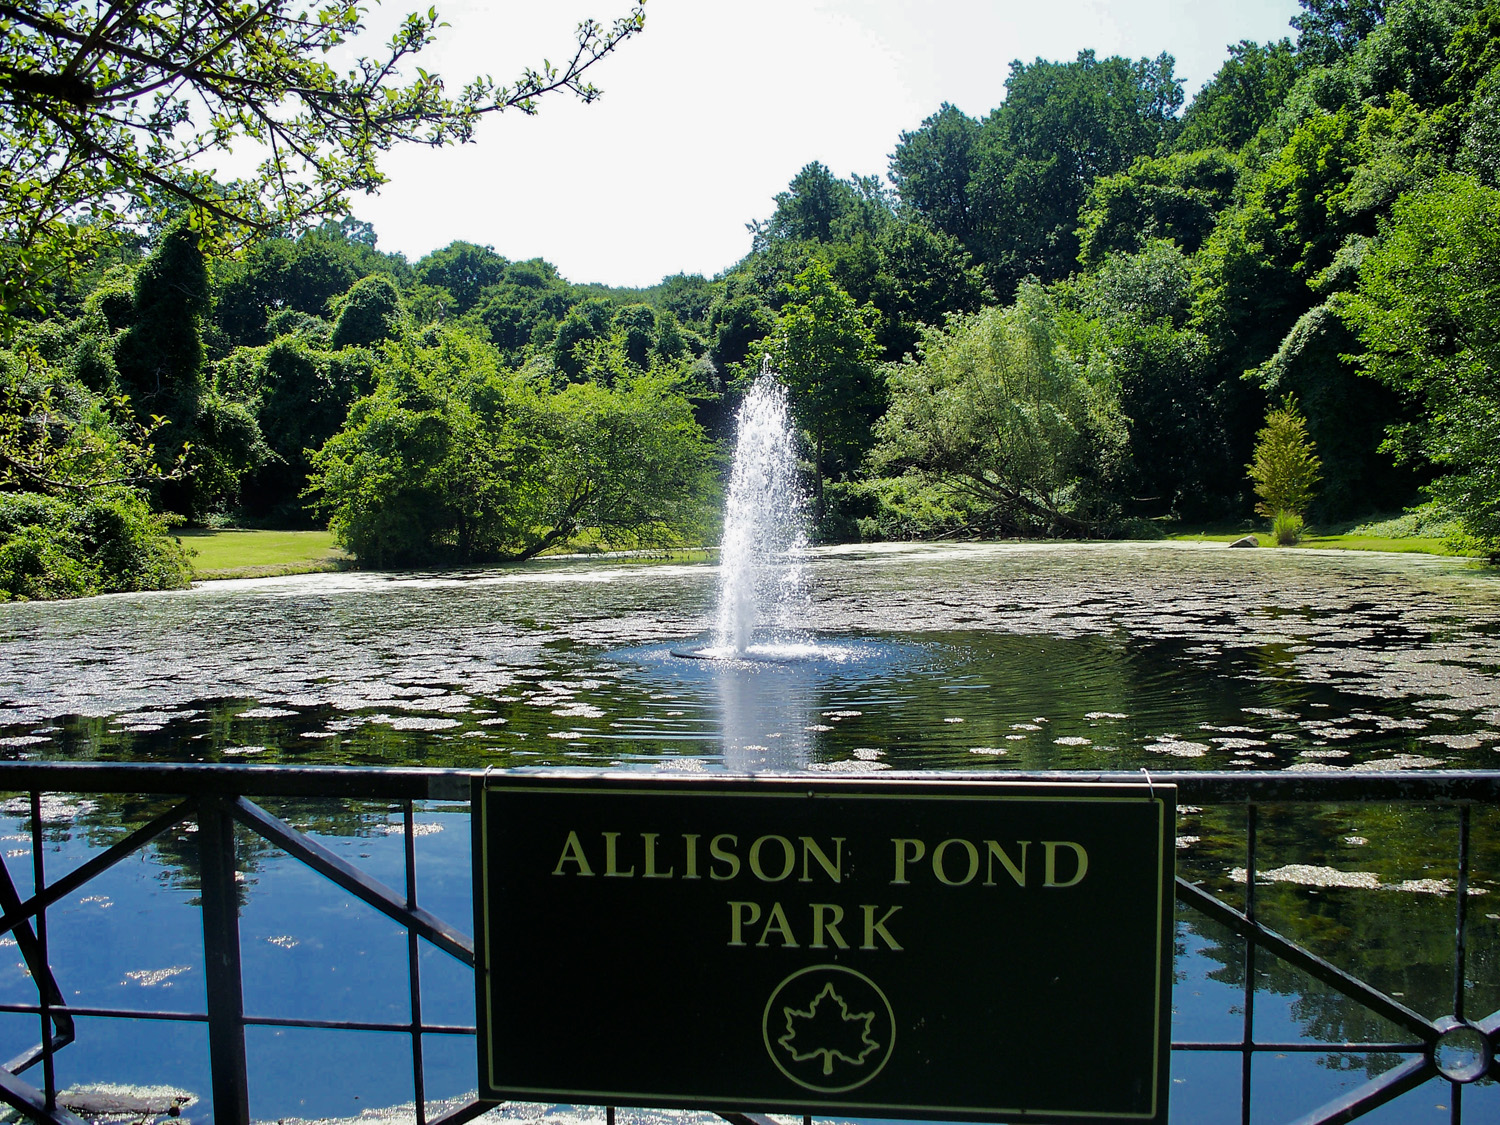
<box><xmin>0</xmin><ymin>541</ymin><xmax>1497</xmax><ymax>1123</ymax></box>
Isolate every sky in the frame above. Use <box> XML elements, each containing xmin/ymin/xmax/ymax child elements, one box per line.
<box><xmin>337</xmin><ymin>0</ymin><xmax>1306</xmax><ymax>287</ymax></box>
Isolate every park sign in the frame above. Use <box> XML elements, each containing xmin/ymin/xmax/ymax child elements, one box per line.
<box><xmin>473</xmin><ymin>773</ymin><xmax>1175</xmax><ymax>1123</ymax></box>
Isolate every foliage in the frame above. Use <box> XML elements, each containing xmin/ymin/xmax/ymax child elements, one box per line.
<box><xmin>0</xmin><ymin>490</ymin><xmax>191</xmax><ymax>600</ymax></box>
<box><xmin>889</xmin><ymin>104</ymin><xmax>982</xmax><ymax>247</ymax></box>
<box><xmin>211</xmin><ymin>225</ymin><xmax>398</xmax><ymax>350</ymax></box>
<box><xmin>307</xmin><ymin>327</ymin><xmax>713</xmax><ymax>566</ymax></box>
<box><xmin>874</xmin><ymin>282</ymin><xmax>1128</xmax><ymax>535</ymax></box>
<box><xmin>766</xmin><ymin>262</ymin><xmax>882</xmax><ymax>515</ymax></box>
<box><xmin>751</xmin><ymin>163</ymin><xmax>893</xmax><ymax>250</ymax></box>
<box><xmin>1272</xmin><ymin>508</ymin><xmax>1307</xmax><ymax>545</ymax></box>
<box><xmin>1338</xmin><ymin>172</ymin><xmax>1500</xmax><ymax>556</ymax></box>
<box><xmin>1173</xmin><ymin>39</ymin><xmax>1302</xmax><ymax>153</ymax></box>
<box><xmin>215</xmin><ymin>334</ymin><xmax>375</xmax><ymax>524</ymax></box>
<box><xmin>0</xmin><ymin>1</ymin><xmax>645</xmax><ymax>319</ymax></box>
<box><xmin>331</xmin><ymin>276</ymin><xmax>406</xmax><ymax>351</ymax></box>
<box><xmin>1293</xmin><ymin>0</ymin><xmax>1390</xmax><ymax>65</ymax></box>
<box><xmin>1077</xmin><ymin>149</ymin><xmax>1241</xmax><ymax>268</ymax></box>
<box><xmin>0</xmin><ymin>347</ymin><xmax>183</xmax><ymax>496</ymax></box>
<box><xmin>1249</xmin><ymin>395</ymin><xmax>1323</xmax><ymax>519</ymax></box>
<box><xmin>1252</xmin><ymin>301</ymin><xmax>1419</xmax><ymax>518</ymax></box>
<box><xmin>968</xmin><ymin>50</ymin><xmax>1185</xmax><ymax>296</ymax></box>
<box><xmin>830</xmin><ymin>474</ymin><xmax>993</xmax><ymax>542</ymax></box>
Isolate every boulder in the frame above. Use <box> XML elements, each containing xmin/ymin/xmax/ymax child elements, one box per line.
<box><xmin>1228</xmin><ymin>534</ymin><xmax>1259</xmax><ymax>548</ymax></box>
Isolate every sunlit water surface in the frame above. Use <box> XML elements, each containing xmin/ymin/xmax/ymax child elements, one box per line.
<box><xmin>0</xmin><ymin>542</ymin><xmax>1498</xmax><ymax>1123</ymax></box>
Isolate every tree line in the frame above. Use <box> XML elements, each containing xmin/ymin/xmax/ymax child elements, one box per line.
<box><xmin>4</xmin><ymin>0</ymin><xmax>1500</xmax><ymax>599</ymax></box>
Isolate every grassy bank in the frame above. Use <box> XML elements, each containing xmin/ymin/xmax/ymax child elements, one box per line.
<box><xmin>1167</xmin><ymin>529</ymin><xmax>1466</xmax><ymax>555</ymax></box>
<box><xmin>1164</xmin><ymin>507</ymin><xmax>1482</xmax><ymax>557</ymax></box>
<box><xmin>179</xmin><ymin>529</ymin><xmax>350</xmax><ymax>580</ymax></box>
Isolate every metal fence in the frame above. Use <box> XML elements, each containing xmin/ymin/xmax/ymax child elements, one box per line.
<box><xmin>0</xmin><ymin>763</ymin><xmax>1494</xmax><ymax>1125</ymax></box>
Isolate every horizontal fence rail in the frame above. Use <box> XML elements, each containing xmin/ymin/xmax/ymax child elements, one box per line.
<box><xmin>0</xmin><ymin>764</ymin><xmax>1492</xmax><ymax>1125</ymax></box>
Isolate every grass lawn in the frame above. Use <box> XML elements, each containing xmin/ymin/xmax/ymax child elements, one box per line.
<box><xmin>1165</xmin><ymin>529</ymin><xmax>1472</xmax><ymax>556</ymax></box>
<box><xmin>178</xmin><ymin>529</ymin><xmax>350</xmax><ymax>580</ymax></box>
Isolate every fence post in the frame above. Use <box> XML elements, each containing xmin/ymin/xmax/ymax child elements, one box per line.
<box><xmin>198</xmin><ymin>795</ymin><xmax>250</xmax><ymax>1125</ymax></box>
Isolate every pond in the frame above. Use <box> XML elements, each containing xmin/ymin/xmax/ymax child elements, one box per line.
<box><xmin>0</xmin><ymin>541</ymin><xmax>1497</xmax><ymax>1123</ymax></box>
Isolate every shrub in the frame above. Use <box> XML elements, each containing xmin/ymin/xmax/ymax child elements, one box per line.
<box><xmin>0</xmin><ymin>491</ymin><xmax>192</xmax><ymax>601</ymax></box>
<box><xmin>1272</xmin><ymin>509</ymin><xmax>1305</xmax><ymax>546</ymax></box>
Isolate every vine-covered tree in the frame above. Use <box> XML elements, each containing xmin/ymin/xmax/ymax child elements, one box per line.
<box><xmin>1338</xmin><ymin>173</ymin><xmax>1500</xmax><ymax>557</ymax></box>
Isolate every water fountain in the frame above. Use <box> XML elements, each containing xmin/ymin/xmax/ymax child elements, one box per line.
<box><xmin>684</xmin><ymin>357</ymin><xmax>810</xmax><ymax>659</ymax></box>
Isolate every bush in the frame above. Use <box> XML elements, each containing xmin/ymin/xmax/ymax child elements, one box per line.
<box><xmin>0</xmin><ymin>491</ymin><xmax>193</xmax><ymax>601</ymax></box>
<box><xmin>1272</xmin><ymin>509</ymin><xmax>1305</xmax><ymax>546</ymax></box>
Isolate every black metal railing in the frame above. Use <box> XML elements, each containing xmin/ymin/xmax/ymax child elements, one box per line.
<box><xmin>0</xmin><ymin>763</ymin><xmax>1494</xmax><ymax>1125</ymax></box>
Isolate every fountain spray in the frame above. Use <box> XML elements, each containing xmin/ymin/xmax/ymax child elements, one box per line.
<box><xmin>713</xmin><ymin>357</ymin><xmax>808</xmax><ymax>655</ymax></box>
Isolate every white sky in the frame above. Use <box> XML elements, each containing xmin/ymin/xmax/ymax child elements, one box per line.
<box><xmin>339</xmin><ymin>0</ymin><xmax>1305</xmax><ymax>286</ymax></box>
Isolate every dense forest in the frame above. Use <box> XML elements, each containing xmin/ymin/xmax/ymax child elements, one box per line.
<box><xmin>5</xmin><ymin>0</ymin><xmax>1500</xmax><ymax>599</ymax></box>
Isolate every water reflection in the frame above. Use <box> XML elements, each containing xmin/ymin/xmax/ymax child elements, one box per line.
<box><xmin>1</xmin><ymin>542</ymin><xmax>1498</xmax><ymax>1117</ymax></box>
<box><xmin>715</xmin><ymin>658</ymin><xmax>813</xmax><ymax>770</ymax></box>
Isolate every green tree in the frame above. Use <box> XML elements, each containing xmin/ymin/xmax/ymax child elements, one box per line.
<box><xmin>1077</xmin><ymin>149</ymin><xmax>1241</xmax><ymax>268</ymax></box>
<box><xmin>1293</xmin><ymin>0</ymin><xmax>1388</xmax><ymax>65</ymax></box>
<box><xmin>215</xmin><ymin>334</ymin><xmax>375</xmax><ymax>523</ymax></box>
<box><xmin>1173</xmin><ymin>39</ymin><xmax>1302</xmax><ymax>153</ymax></box>
<box><xmin>1337</xmin><ymin>173</ymin><xmax>1500</xmax><ymax>556</ymax></box>
<box><xmin>414</xmin><ymin>242</ymin><xmax>511</xmax><ymax>316</ymax></box>
<box><xmin>331</xmin><ymin>276</ymin><xmax>406</xmax><ymax>351</ymax></box>
<box><xmin>0</xmin><ymin>2</ymin><xmax>645</xmax><ymax>319</ymax></box>
<box><xmin>888</xmin><ymin>103</ymin><xmax>983</xmax><ymax>249</ymax></box>
<box><xmin>1248</xmin><ymin>394</ymin><xmax>1323</xmax><ymax>519</ymax></box>
<box><xmin>968</xmin><ymin>50</ymin><xmax>1185</xmax><ymax>296</ymax></box>
<box><xmin>114</xmin><ymin>226</ymin><xmax>209</xmax><ymax>421</ymax></box>
<box><xmin>307</xmin><ymin>327</ymin><xmax>712</xmax><ymax>565</ymax></box>
<box><xmin>0</xmin><ymin>348</ymin><xmax>191</xmax><ymax>599</ymax></box>
<box><xmin>874</xmin><ymin>282</ymin><xmax>1127</xmax><ymax>535</ymax></box>
<box><xmin>767</xmin><ymin>262</ymin><xmax>882</xmax><ymax>518</ymax></box>
<box><xmin>211</xmin><ymin>225</ymin><xmax>405</xmax><ymax>350</ymax></box>
<box><xmin>752</xmin><ymin>163</ymin><xmax>893</xmax><ymax>250</ymax></box>
<box><xmin>1072</xmin><ymin>241</ymin><xmax>1239</xmax><ymax>518</ymax></box>
<box><xmin>871</xmin><ymin>221</ymin><xmax>991</xmax><ymax>360</ymax></box>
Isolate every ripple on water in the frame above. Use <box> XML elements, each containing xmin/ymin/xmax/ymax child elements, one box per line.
<box><xmin>0</xmin><ymin>541</ymin><xmax>1496</xmax><ymax>772</ymax></box>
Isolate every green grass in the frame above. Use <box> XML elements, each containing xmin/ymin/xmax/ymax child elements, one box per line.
<box><xmin>178</xmin><ymin>529</ymin><xmax>350</xmax><ymax>580</ymax></box>
<box><xmin>1163</xmin><ymin>527</ymin><xmax>1475</xmax><ymax>556</ymax></box>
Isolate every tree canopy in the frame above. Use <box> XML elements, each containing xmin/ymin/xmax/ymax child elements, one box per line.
<box><xmin>0</xmin><ymin>1</ymin><xmax>645</xmax><ymax>319</ymax></box>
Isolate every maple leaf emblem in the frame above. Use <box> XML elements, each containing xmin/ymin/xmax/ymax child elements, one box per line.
<box><xmin>777</xmin><ymin>981</ymin><xmax>882</xmax><ymax>1076</ymax></box>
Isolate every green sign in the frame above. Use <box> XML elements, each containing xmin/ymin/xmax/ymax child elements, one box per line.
<box><xmin>473</xmin><ymin>774</ymin><xmax>1174</xmax><ymax>1122</ymax></box>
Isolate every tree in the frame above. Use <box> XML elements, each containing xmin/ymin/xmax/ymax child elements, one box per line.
<box><xmin>331</xmin><ymin>275</ymin><xmax>406</xmax><ymax>350</ymax></box>
<box><xmin>307</xmin><ymin>326</ymin><xmax>713</xmax><ymax>565</ymax></box>
<box><xmin>767</xmin><ymin>262</ymin><xmax>881</xmax><ymax>518</ymax></box>
<box><xmin>1073</xmin><ymin>241</ymin><xmax>1239</xmax><ymax>518</ymax></box>
<box><xmin>0</xmin><ymin>347</ymin><xmax>191</xmax><ymax>599</ymax></box>
<box><xmin>1337</xmin><ymin>173</ymin><xmax>1500</xmax><ymax>556</ymax></box>
<box><xmin>1248</xmin><ymin>394</ymin><xmax>1322</xmax><ymax>520</ymax></box>
<box><xmin>414</xmin><ymin>242</ymin><xmax>511</xmax><ymax>316</ymax></box>
<box><xmin>0</xmin><ymin>2</ymin><xmax>645</xmax><ymax>319</ymax></box>
<box><xmin>1173</xmin><ymin>39</ymin><xmax>1302</xmax><ymax>154</ymax></box>
<box><xmin>874</xmin><ymin>282</ymin><xmax>1127</xmax><ymax>535</ymax></box>
<box><xmin>871</xmin><ymin>221</ymin><xmax>990</xmax><ymax>360</ymax></box>
<box><xmin>1077</xmin><ymin>149</ymin><xmax>1241</xmax><ymax>268</ymax></box>
<box><xmin>1293</xmin><ymin>0</ymin><xmax>1388</xmax><ymax>65</ymax></box>
<box><xmin>967</xmin><ymin>51</ymin><xmax>1185</xmax><ymax>297</ymax></box>
<box><xmin>216</xmin><ymin>334</ymin><xmax>375</xmax><ymax>523</ymax></box>
<box><xmin>751</xmin><ymin>163</ymin><xmax>893</xmax><ymax>251</ymax></box>
<box><xmin>888</xmin><ymin>103</ymin><xmax>982</xmax><ymax>248</ymax></box>
<box><xmin>211</xmin><ymin>227</ymin><xmax>394</xmax><ymax>350</ymax></box>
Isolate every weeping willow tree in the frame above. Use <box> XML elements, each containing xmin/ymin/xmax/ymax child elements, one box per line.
<box><xmin>872</xmin><ymin>281</ymin><xmax>1128</xmax><ymax>535</ymax></box>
